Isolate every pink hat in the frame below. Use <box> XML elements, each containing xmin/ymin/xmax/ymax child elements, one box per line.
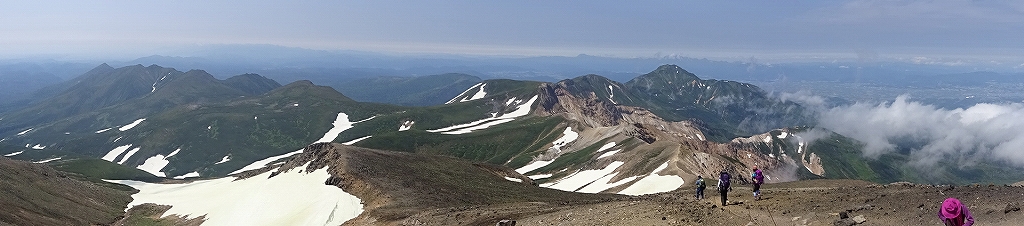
<box><xmin>941</xmin><ymin>198</ymin><xmax>962</xmax><ymax>219</ymax></box>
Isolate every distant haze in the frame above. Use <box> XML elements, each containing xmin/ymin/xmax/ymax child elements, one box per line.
<box><xmin>3</xmin><ymin>1</ymin><xmax>1023</xmax><ymax>62</ymax></box>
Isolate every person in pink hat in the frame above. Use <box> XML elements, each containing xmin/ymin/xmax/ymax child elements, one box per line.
<box><xmin>938</xmin><ymin>197</ymin><xmax>974</xmax><ymax>226</ymax></box>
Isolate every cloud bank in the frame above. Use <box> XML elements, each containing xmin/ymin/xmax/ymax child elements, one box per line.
<box><xmin>812</xmin><ymin>95</ymin><xmax>1024</xmax><ymax>168</ymax></box>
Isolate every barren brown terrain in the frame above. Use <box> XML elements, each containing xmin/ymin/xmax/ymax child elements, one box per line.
<box><xmin>404</xmin><ymin>179</ymin><xmax>1024</xmax><ymax>226</ymax></box>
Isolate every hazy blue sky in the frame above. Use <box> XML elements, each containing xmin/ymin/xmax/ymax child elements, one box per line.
<box><xmin>3</xmin><ymin>1</ymin><xmax>1023</xmax><ymax>61</ymax></box>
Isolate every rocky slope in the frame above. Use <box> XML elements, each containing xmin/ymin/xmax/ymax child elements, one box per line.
<box><xmin>0</xmin><ymin>157</ymin><xmax>134</xmax><ymax>226</ymax></box>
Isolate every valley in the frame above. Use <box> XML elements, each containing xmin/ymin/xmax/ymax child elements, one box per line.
<box><xmin>1</xmin><ymin>63</ymin><xmax>1022</xmax><ymax>225</ymax></box>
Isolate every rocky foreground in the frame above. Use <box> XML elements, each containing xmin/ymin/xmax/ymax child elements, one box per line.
<box><xmin>403</xmin><ymin>179</ymin><xmax>1024</xmax><ymax>226</ymax></box>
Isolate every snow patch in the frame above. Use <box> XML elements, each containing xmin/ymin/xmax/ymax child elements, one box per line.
<box><xmin>607</xmin><ymin>85</ymin><xmax>617</xmax><ymax>104</ymax></box>
<box><xmin>596</xmin><ymin>142</ymin><xmax>617</xmax><ymax>152</ymax></box>
<box><xmin>102</xmin><ymin>144</ymin><xmax>134</xmax><ymax>162</ymax></box>
<box><xmin>95</xmin><ymin>128</ymin><xmax>113</xmax><ymax>133</ymax></box>
<box><xmin>577</xmin><ymin>173</ymin><xmax>639</xmax><ymax>193</ymax></box>
<box><xmin>167</xmin><ymin>148</ymin><xmax>181</xmax><ymax>158</ymax></box>
<box><xmin>172</xmin><ymin>172</ymin><xmax>200</xmax><ymax>179</ymax></box>
<box><xmin>34</xmin><ymin>157</ymin><xmax>62</xmax><ymax>164</ymax></box>
<box><xmin>399</xmin><ymin>121</ymin><xmax>414</xmax><ymax>131</ymax></box>
<box><xmin>777</xmin><ymin>131</ymin><xmax>789</xmax><ymax>139</ymax></box>
<box><xmin>117</xmin><ymin>148</ymin><xmax>141</xmax><ymax>164</ymax></box>
<box><xmin>618</xmin><ymin>162</ymin><xmax>685</xmax><ymax>195</ymax></box>
<box><xmin>550</xmin><ymin>127</ymin><xmax>579</xmax><ymax>153</ymax></box>
<box><xmin>597</xmin><ymin>149</ymin><xmax>621</xmax><ymax>159</ymax></box>
<box><xmin>112</xmin><ymin>164</ymin><xmax>363</xmax><ymax>226</ymax></box>
<box><xmin>316</xmin><ymin>113</ymin><xmax>362</xmax><ymax>143</ymax></box>
<box><xmin>232</xmin><ymin>112</ymin><xmax>369</xmax><ymax>175</ymax></box>
<box><xmin>31</xmin><ymin>144</ymin><xmax>46</xmax><ymax>150</ymax></box>
<box><xmin>515</xmin><ymin>160</ymin><xmax>553</xmax><ymax>174</ymax></box>
<box><xmin>428</xmin><ymin>95</ymin><xmax>538</xmax><ymax>134</ymax></box>
<box><xmin>542</xmin><ymin>161</ymin><xmax>626</xmax><ymax>192</ymax></box>
<box><xmin>119</xmin><ymin>118</ymin><xmax>146</xmax><ymax>131</ymax></box>
<box><xmin>17</xmin><ymin>128</ymin><xmax>32</xmax><ymax>136</ymax></box>
<box><xmin>137</xmin><ymin>154</ymin><xmax>171</xmax><ymax>177</ymax></box>
<box><xmin>4</xmin><ymin>151</ymin><xmax>24</xmax><ymax>157</ymax></box>
<box><xmin>231</xmin><ymin>149</ymin><xmax>302</xmax><ymax>175</ymax></box>
<box><xmin>503</xmin><ymin>177</ymin><xmax>523</xmax><ymax>183</ymax></box>
<box><xmin>467</xmin><ymin>83</ymin><xmax>487</xmax><ymax>102</ymax></box>
<box><xmin>445</xmin><ymin>83</ymin><xmax>487</xmax><ymax>104</ymax></box>
<box><xmin>527</xmin><ymin>174</ymin><xmax>552</xmax><ymax>180</ymax></box>
<box><xmin>214</xmin><ymin>156</ymin><xmax>231</xmax><ymax>165</ymax></box>
<box><xmin>342</xmin><ymin>136</ymin><xmax>371</xmax><ymax>145</ymax></box>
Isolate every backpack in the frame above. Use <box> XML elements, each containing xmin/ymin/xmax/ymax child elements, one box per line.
<box><xmin>719</xmin><ymin>173</ymin><xmax>731</xmax><ymax>190</ymax></box>
<box><xmin>696</xmin><ymin>178</ymin><xmax>706</xmax><ymax>189</ymax></box>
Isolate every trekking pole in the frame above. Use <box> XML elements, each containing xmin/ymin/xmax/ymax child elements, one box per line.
<box><xmin>764</xmin><ymin>206</ymin><xmax>778</xmax><ymax>226</ymax></box>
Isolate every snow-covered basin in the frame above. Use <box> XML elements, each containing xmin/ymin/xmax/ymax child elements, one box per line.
<box><xmin>110</xmin><ymin>164</ymin><xmax>363</xmax><ymax>226</ymax></box>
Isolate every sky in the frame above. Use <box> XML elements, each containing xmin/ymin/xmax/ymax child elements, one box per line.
<box><xmin>2</xmin><ymin>0</ymin><xmax>1024</xmax><ymax>61</ymax></box>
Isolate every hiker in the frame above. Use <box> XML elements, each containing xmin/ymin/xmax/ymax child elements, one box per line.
<box><xmin>717</xmin><ymin>171</ymin><xmax>731</xmax><ymax>206</ymax></box>
<box><xmin>938</xmin><ymin>197</ymin><xmax>974</xmax><ymax>226</ymax></box>
<box><xmin>694</xmin><ymin>175</ymin><xmax>706</xmax><ymax>200</ymax></box>
<box><xmin>752</xmin><ymin>166</ymin><xmax>764</xmax><ymax>200</ymax></box>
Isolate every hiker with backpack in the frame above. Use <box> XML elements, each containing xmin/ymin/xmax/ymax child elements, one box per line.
<box><xmin>716</xmin><ymin>171</ymin><xmax>731</xmax><ymax>206</ymax></box>
<box><xmin>938</xmin><ymin>197</ymin><xmax>974</xmax><ymax>226</ymax></box>
<box><xmin>752</xmin><ymin>166</ymin><xmax>764</xmax><ymax>200</ymax></box>
<box><xmin>694</xmin><ymin>175</ymin><xmax>706</xmax><ymax>200</ymax></box>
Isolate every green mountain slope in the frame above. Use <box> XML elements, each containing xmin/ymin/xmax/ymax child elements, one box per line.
<box><xmin>333</xmin><ymin>73</ymin><xmax>482</xmax><ymax>106</ymax></box>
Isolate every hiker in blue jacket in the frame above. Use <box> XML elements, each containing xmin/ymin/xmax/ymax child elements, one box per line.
<box><xmin>694</xmin><ymin>175</ymin><xmax>706</xmax><ymax>200</ymax></box>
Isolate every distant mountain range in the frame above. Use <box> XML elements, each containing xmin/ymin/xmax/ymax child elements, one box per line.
<box><xmin>3</xmin><ymin>62</ymin><xmax>1024</xmax><ymax>224</ymax></box>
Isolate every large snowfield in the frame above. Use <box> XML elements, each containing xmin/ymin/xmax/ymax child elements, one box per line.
<box><xmin>111</xmin><ymin>164</ymin><xmax>364</xmax><ymax>226</ymax></box>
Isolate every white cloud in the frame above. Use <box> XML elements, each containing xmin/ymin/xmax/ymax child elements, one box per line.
<box><xmin>814</xmin><ymin>95</ymin><xmax>1024</xmax><ymax>168</ymax></box>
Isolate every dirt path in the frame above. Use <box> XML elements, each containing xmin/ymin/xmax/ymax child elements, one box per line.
<box><xmin>405</xmin><ymin>180</ymin><xmax>1024</xmax><ymax>225</ymax></box>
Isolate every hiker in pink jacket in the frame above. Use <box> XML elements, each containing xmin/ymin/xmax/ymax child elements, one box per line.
<box><xmin>938</xmin><ymin>197</ymin><xmax>974</xmax><ymax>226</ymax></box>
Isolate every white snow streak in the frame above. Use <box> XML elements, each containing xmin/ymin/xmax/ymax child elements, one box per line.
<box><xmin>466</xmin><ymin>83</ymin><xmax>487</xmax><ymax>102</ymax></box>
<box><xmin>31</xmin><ymin>144</ymin><xmax>46</xmax><ymax>150</ymax></box>
<box><xmin>17</xmin><ymin>128</ymin><xmax>32</xmax><ymax>136</ymax></box>
<box><xmin>618</xmin><ymin>162</ymin><xmax>685</xmax><ymax>196</ymax></box>
<box><xmin>117</xmin><ymin>148</ymin><xmax>141</xmax><ymax>164</ymax></box>
<box><xmin>119</xmin><ymin>118</ymin><xmax>146</xmax><ymax>131</ymax></box>
<box><xmin>607</xmin><ymin>85</ymin><xmax>617</xmax><ymax>104</ymax></box>
<box><xmin>543</xmin><ymin>161</ymin><xmax>627</xmax><ymax>192</ymax></box>
<box><xmin>515</xmin><ymin>160</ymin><xmax>553</xmax><ymax>174</ymax></box>
<box><xmin>112</xmin><ymin>164</ymin><xmax>363</xmax><ymax>226</ymax></box>
<box><xmin>342</xmin><ymin>136</ymin><xmax>371</xmax><ymax>145</ymax></box>
<box><xmin>399</xmin><ymin>121</ymin><xmax>414</xmax><ymax>131</ymax></box>
<box><xmin>428</xmin><ymin>95</ymin><xmax>538</xmax><ymax>134</ymax></box>
<box><xmin>597</xmin><ymin>149</ymin><xmax>620</xmax><ymax>159</ymax></box>
<box><xmin>214</xmin><ymin>156</ymin><xmax>231</xmax><ymax>164</ymax></box>
<box><xmin>230</xmin><ymin>150</ymin><xmax>302</xmax><ymax>175</ymax></box>
<box><xmin>445</xmin><ymin>83</ymin><xmax>487</xmax><ymax>104</ymax></box>
<box><xmin>503</xmin><ymin>177</ymin><xmax>523</xmax><ymax>183</ymax></box>
<box><xmin>232</xmin><ymin>112</ymin><xmax>371</xmax><ymax>175</ymax></box>
<box><xmin>95</xmin><ymin>128</ymin><xmax>113</xmax><ymax>133</ymax></box>
<box><xmin>102</xmin><ymin>144</ymin><xmax>134</xmax><ymax>162</ymax></box>
<box><xmin>33</xmin><ymin>157</ymin><xmax>62</xmax><ymax>164</ymax></box>
<box><xmin>527</xmin><ymin>174</ymin><xmax>552</xmax><ymax>180</ymax></box>
<box><xmin>4</xmin><ymin>151</ymin><xmax>24</xmax><ymax>157</ymax></box>
<box><xmin>173</xmin><ymin>172</ymin><xmax>200</xmax><ymax>179</ymax></box>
